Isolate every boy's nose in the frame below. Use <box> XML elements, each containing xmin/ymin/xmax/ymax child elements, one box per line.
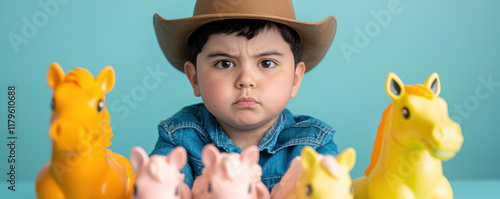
<box><xmin>236</xmin><ymin>79</ymin><xmax>255</xmax><ymax>88</ymax></box>
<box><xmin>236</xmin><ymin>68</ymin><xmax>256</xmax><ymax>88</ymax></box>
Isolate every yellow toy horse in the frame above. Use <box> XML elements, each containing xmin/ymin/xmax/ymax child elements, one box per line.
<box><xmin>352</xmin><ymin>73</ymin><xmax>463</xmax><ymax>199</ymax></box>
<box><xmin>35</xmin><ymin>63</ymin><xmax>134</xmax><ymax>199</ymax></box>
<box><xmin>271</xmin><ymin>147</ymin><xmax>356</xmax><ymax>199</ymax></box>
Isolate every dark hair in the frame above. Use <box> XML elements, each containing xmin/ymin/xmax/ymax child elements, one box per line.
<box><xmin>187</xmin><ymin>19</ymin><xmax>302</xmax><ymax>67</ymax></box>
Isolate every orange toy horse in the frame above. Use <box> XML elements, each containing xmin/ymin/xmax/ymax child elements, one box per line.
<box><xmin>35</xmin><ymin>63</ymin><xmax>134</xmax><ymax>199</ymax></box>
<box><xmin>352</xmin><ymin>73</ymin><xmax>463</xmax><ymax>199</ymax></box>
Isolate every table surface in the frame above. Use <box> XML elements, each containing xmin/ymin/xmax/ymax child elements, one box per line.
<box><xmin>1</xmin><ymin>180</ymin><xmax>499</xmax><ymax>198</ymax></box>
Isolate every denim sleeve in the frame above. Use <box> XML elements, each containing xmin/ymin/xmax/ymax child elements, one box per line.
<box><xmin>316</xmin><ymin>132</ymin><xmax>339</xmax><ymax>156</ymax></box>
<box><xmin>150</xmin><ymin>124</ymin><xmax>195</xmax><ymax>188</ymax></box>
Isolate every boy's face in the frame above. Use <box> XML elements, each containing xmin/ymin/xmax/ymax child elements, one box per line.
<box><xmin>185</xmin><ymin>27</ymin><xmax>305</xmax><ymax>132</ymax></box>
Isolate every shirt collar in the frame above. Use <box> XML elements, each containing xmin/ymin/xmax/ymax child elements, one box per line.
<box><xmin>201</xmin><ymin>105</ymin><xmax>241</xmax><ymax>153</ymax></box>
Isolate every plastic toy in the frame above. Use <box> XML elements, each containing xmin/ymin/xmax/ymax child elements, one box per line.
<box><xmin>191</xmin><ymin>144</ymin><xmax>270</xmax><ymax>199</ymax></box>
<box><xmin>271</xmin><ymin>147</ymin><xmax>356</xmax><ymax>199</ymax></box>
<box><xmin>352</xmin><ymin>73</ymin><xmax>463</xmax><ymax>199</ymax></box>
<box><xmin>35</xmin><ymin>63</ymin><xmax>135</xmax><ymax>199</ymax></box>
<box><xmin>130</xmin><ymin>146</ymin><xmax>191</xmax><ymax>199</ymax></box>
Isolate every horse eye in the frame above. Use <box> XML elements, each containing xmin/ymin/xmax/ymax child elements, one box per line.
<box><xmin>175</xmin><ymin>186</ymin><xmax>179</xmax><ymax>195</ymax></box>
<box><xmin>51</xmin><ymin>98</ymin><xmax>55</xmax><ymax>110</ymax></box>
<box><xmin>248</xmin><ymin>184</ymin><xmax>251</xmax><ymax>194</ymax></box>
<box><xmin>97</xmin><ymin>99</ymin><xmax>104</xmax><ymax>112</ymax></box>
<box><xmin>402</xmin><ymin>107</ymin><xmax>410</xmax><ymax>119</ymax></box>
<box><xmin>306</xmin><ymin>184</ymin><xmax>312</xmax><ymax>196</ymax></box>
<box><xmin>133</xmin><ymin>185</ymin><xmax>138</xmax><ymax>196</ymax></box>
<box><xmin>350</xmin><ymin>186</ymin><xmax>353</xmax><ymax>194</ymax></box>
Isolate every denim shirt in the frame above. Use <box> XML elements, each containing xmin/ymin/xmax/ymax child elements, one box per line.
<box><xmin>150</xmin><ymin>103</ymin><xmax>338</xmax><ymax>192</ymax></box>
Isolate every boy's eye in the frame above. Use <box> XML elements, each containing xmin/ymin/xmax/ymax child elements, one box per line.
<box><xmin>258</xmin><ymin>60</ymin><xmax>276</xmax><ymax>68</ymax></box>
<box><xmin>215</xmin><ymin>60</ymin><xmax>234</xmax><ymax>69</ymax></box>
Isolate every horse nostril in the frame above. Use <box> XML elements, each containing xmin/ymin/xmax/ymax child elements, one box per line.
<box><xmin>50</xmin><ymin>124</ymin><xmax>61</xmax><ymax>139</ymax></box>
<box><xmin>433</xmin><ymin>128</ymin><xmax>445</xmax><ymax>140</ymax></box>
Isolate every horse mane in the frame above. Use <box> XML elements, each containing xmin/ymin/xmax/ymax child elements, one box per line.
<box><xmin>64</xmin><ymin>68</ymin><xmax>95</xmax><ymax>88</ymax></box>
<box><xmin>103</xmin><ymin>109</ymin><xmax>113</xmax><ymax>148</ymax></box>
<box><xmin>364</xmin><ymin>103</ymin><xmax>391</xmax><ymax>176</ymax></box>
<box><xmin>405</xmin><ymin>85</ymin><xmax>434</xmax><ymax>100</ymax></box>
<box><xmin>62</xmin><ymin>68</ymin><xmax>114</xmax><ymax>147</ymax></box>
<box><xmin>365</xmin><ymin>84</ymin><xmax>434</xmax><ymax>176</ymax></box>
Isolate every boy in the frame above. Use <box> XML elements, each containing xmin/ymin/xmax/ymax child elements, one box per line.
<box><xmin>151</xmin><ymin>0</ymin><xmax>338</xmax><ymax>191</ymax></box>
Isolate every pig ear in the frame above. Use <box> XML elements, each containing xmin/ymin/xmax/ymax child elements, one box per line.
<box><xmin>168</xmin><ymin>147</ymin><xmax>187</xmax><ymax>170</ymax></box>
<box><xmin>202</xmin><ymin>144</ymin><xmax>220</xmax><ymax>167</ymax></box>
<box><xmin>240</xmin><ymin>145</ymin><xmax>259</xmax><ymax>164</ymax></box>
<box><xmin>47</xmin><ymin>62</ymin><xmax>65</xmax><ymax>89</ymax></box>
<box><xmin>130</xmin><ymin>147</ymin><xmax>149</xmax><ymax>171</ymax></box>
<box><xmin>301</xmin><ymin>146</ymin><xmax>319</xmax><ymax>171</ymax></box>
<box><xmin>337</xmin><ymin>148</ymin><xmax>356</xmax><ymax>171</ymax></box>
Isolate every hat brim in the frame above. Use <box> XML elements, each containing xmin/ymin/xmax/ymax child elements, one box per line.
<box><xmin>153</xmin><ymin>13</ymin><xmax>336</xmax><ymax>73</ymax></box>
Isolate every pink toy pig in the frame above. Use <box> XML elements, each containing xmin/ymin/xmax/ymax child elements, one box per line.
<box><xmin>191</xmin><ymin>145</ymin><xmax>270</xmax><ymax>199</ymax></box>
<box><xmin>130</xmin><ymin>146</ymin><xmax>191</xmax><ymax>199</ymax></box>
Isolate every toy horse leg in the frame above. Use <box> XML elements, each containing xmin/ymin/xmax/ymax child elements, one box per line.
<box><xmin>98</xmin><ymin>168</ymin><xmax>129</xmax><ymax>198</ymax></box>
<box><xmin>368</xmin><ymin>182</ymin><xmax>415</xmax><ymax>199</ymax></box>
<box><xmin>366</xmin><ymin>172</ymin><xmax>416</xmax><ymax>199</ymax></box>
<box><xmin>35</xmin><ymin>165</ymin><xmax>64</xmax><ymax>199</ymax></box>
<box><xmin>352</xmin><ymin>176</ymin><xmax>367</xmax><ymax>199</ymax></box>
<box><xmin>112</xmin><ymin>152</ymin><xmax>135</xmax><ymax>198</ymax></box>
<box><xmin>432</xmin><ymin>177</ymin><xmax>453</xmax><ymax>199</ymax></box>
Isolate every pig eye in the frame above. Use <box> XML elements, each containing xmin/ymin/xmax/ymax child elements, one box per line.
<box><xmin>175</xmin><ymin>186</ymin><xmax>179</xmax><ymax>195</ymax></box>
<box><xmin>306</xmin><ymin>184</ymin><xmax>312</xmax><ymax>196</ymax></box>
<box><xmin>207</xmin><ymin>182</ymin><xmax>212</xmax><ymax>193</ymax></box>
<box><xmin>248</xmin><ymin>184</ymin><xmax>251</xmax><ymax>194</ymax></box>
<box><xmin>133</xmin><ymin>185</ymin><xmax>138</xmax><ymax>196</ymax></box>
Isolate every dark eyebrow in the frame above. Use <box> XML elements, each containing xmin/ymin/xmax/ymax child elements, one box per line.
<box><xmin>206</xmin><ymin>51</ymin><xmax>284</xmax><ymax>58</ymax></box>
<box><xmin>257</xmin><ymin>51</ymin><xmax>284</xmax><ymax>57</ymax></box>
<box><xmin>206</xmin><ymin>52</ymin><xmax>236</xmax><ymax>58</ymax></box>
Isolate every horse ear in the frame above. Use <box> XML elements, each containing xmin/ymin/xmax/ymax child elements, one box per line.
<box><xmin>130</xmin><ymin>147</ymin><xmax>149</xmax><ymax>171</ymax></box>
<box><xmin>96</xmin><ymin>66</ymin><xmax>115</xmax><ymax>93</ymax></box>
<box><xmin>385</xmin><ymin>73</ymin><xmax>405</xmax><ymax>100</ymax></box>
<box><xmin>202</xmin><ymin>144</ymin><xmax>220</xmax><ymax>167</ymax></box>
<box><xmin>168</xmin><ymin>147</ymin><xmax>187</xmax><ymax>170</ymax></box>
<box><xmin>240</xmin><ymin>146</ymin><xmax>259</xmax><ymax>164</ymax></box>
<box><xmin>47</xmin><ymin>62</ymin><xmax>65</xmax><ymax>89</ymax></box>
<box><xmin>425</xmin><ymin>73</ymin><xmax>441</xmax><ymax>96</ymax></box>
<box><xmin>337</xmin><ymin>148</ymin><xmax>356</xmax><ymax>171</ymax></box>
<box><xmin>301</xmin><ymin>146</ymin><xmax>319</xmax><ymax>171</ymax></box>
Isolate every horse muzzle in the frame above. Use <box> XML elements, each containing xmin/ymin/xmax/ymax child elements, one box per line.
<box><xmin>426</xmin><ymin>122</ymin><xmax>464</xmax><ymax>160</ymax></box>
<box><xmin>49</xmin><ymin>119</ymin><xmax>100</xmax><ymax>154</ymax></box>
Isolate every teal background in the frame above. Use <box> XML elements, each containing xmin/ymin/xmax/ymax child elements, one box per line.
<box><xmin>1</xmin><ymin>0</ymin><xmax>499</xmax><ymax>195</ymax></box>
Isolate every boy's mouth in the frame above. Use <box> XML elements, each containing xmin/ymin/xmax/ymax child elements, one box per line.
<box><xmin>234</xmin><ymin>97</ymin><xmax>259</xmax><ymax>106</ymax></box>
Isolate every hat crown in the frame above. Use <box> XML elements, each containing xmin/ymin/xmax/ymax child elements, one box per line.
<box><xmin>193</xmin><ymin>0</ymin><xmax>296</xmax><ymax>20</ymax></box>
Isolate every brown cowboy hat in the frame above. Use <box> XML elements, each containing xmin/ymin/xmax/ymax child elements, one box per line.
<box><xmin>153</xmin><ymin>0</ymin><xmax>336</xmax><ymax>73</ymax></box>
